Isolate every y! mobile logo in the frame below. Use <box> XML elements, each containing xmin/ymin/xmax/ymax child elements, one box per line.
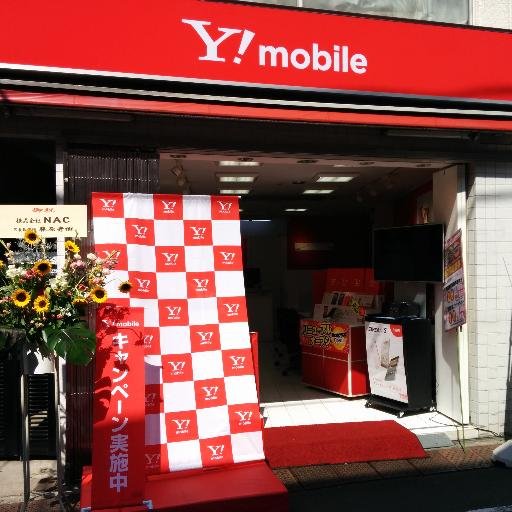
<box><xmin>172</xmin><ymin>419</ymin><xmax>191</xmax><ymax>432</ymax></box>
<box><xmin>99</xmin><ymin>198</ymin><xmax>117</xmax><ymax>211</ymax></box>
<box><xmin>143</xmin><ymin>334</ymin><xmax>154</xmax><ymax>348</ymax></box>
<box><xmin>182</xmin><ymin>19</ymin><xmax>368</xmax><ymax>74</ymax></box>
<box><xmin>197</xmin><ymin>331</ymin><xmax>213</xmax><ymax>344</ymax></box>
<box><xmin>230</xmin><ymin>355</ymin><xmax>246</xmax><ymax>369</ymax></box>
<box><xmin>217</xmin><ymin>201</ymin><xmax>233</xmax><ymax>213</ymax></box>
<box><xmin>102</xmin><ymin>249</ymin><xmax>120</xmax><ymax>260</ymax></box>
<box><xmin>166</xmin><ymin>306</ymin><xmax>182</xmax><ymax>319</ymax></box>
<box><xmin>162</xmin><ymin>252</ymin><xmax>179</xmax><ymax>265</ymax></box>
<box><xmin>145</xmin><ymin>453</ymin><xmax>161</xmax><ymax>465</ymax></box>
<box><xmin>191</xmin><ymin>226</ymin><xmax>207</xmax><ymax>239</ymax></box>
<box><xmin>202</xmin><ymin>386</ymin><xmax>219</xmax><ymax>400</ymax></box>
<box><xmin>161</xmin><ymin>200</ymin><xmax>177</xmax><ymax>213</ymax></box>
<box><xmin>145</xmin><ymin>392</ymin><xmax>157</xmax><ymax>408</ymax></box>
<box><xmin>220</xmin><ymin>251</ymin><xmax>236</xmax><ymax>263</ymax></box>
<box><xmin>132</xmin><ymin>224</ymin><xmax>148</xmax><ymax>238</ymax></box>
<box><xmin>169</xmin><ymin>361</ymin><xmax>186</xmax><ymax>373</ymax></box>
<box><xmin>207</xmin><ymin>444</ymin><xmax>225</xmax><ymax>459</ymax></box>
<box><xmin>136</xmin><ymin>278</ymin><xmax>151</xmax><ymax>292</ymax></box>
<box><xmin>235</xmin><ymin>410</ymin><xmax>253</xmax><ymax>424</ymax></box>
<box><xmin>193</xmin><ymin>278</ymin><xmax>209</xmax><ymax>291</ymax></box>
<box><xmin>224</xmin><ymin>303</ymin><xmax>240</xmax><ymax>316</ymax></box>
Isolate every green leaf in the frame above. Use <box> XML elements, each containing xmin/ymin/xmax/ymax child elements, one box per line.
<box><xmin>42</xmin><ymin>325</ymin><xmax>96</xmax><ymax>365</ymax></box>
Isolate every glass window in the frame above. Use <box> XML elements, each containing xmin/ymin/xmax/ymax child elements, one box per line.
<box><xmin>240</xmin><ymin>0</ymin><xmax>297</xmax><ymax>5</ymax></box>
<box><xmin>237</xmin><ymin>0</ymin><xmax>469</xmax><ymax>24</ymax></box>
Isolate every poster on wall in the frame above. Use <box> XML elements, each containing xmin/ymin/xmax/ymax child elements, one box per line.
<box><xmin>365</xmin><ymin>322</ymin><xmax>408</xmax><ymax>404</ymax></box>
<box><xmin>443</xmin><ymin>229</ymin><xmax>466</xmax><ymax>331</ymax></box>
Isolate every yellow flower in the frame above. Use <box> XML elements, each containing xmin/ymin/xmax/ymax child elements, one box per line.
<box><xmin>0</xmin><ymin>260</ymin><xmax>4</xmax><ymax>270</ymax></box>
<box><xmin>118</xmin><ymin>281</ymin><xmax>132</xmax><ymax>294</ymax></box>
<box><xmin>73</xmin><ymin>296</ymin><xmax>88</xmax><ymax>306</ymax></box>
<box><xmin>65</xmin><ymin>240</ymin><xmax>80</xmax><ymax>253</ymax></box>
<box><xmin>33</xmin><ymin>259</ymin><xmax>52</xmax><ymax>276</ymax></box>
<box><xmin>24</xmin><ymin>229</ymin><xmax>41</xmax><ymax>246</ymax></box>
<box><xmin>12</xmin><ymin>289</ymin><xmax>31</xmax><ymax>308</ymax></box>
<box><xmin>33</xmin><ymin>295</ymin><xmax>50</xmax><ymax>314</ymax></box>
<box><xmin>90</xmin><ymin>286</ymin><xmax>107</xmax><ymax>304</ymax></box>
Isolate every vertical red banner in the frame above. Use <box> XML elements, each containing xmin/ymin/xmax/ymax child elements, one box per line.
<box><xmin>92</xmin><ymin>305</ymin><xmax>146</xmax><ymax>510</ymax></box>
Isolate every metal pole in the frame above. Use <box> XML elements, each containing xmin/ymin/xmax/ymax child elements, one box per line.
<box><xmin>20</xmin><ymin>349</ymin><xmax>30</xmax><ymax>512</ymax></box>
<box><xmin>53</xmin><ymin>357</ymin><xmax>66</xmax><ymax>511</ymax></box>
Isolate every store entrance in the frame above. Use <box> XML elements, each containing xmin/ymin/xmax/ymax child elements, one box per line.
<box><xmin>157</xmin><ymin>151</ymin><xmax>465</xmax><ymax>439</ymax></box>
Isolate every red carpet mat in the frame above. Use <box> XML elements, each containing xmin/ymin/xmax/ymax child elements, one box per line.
<box><xmin>263</xmin><ymin>421</ymin><xmax>427</xmax><ymax>468</ymax></box>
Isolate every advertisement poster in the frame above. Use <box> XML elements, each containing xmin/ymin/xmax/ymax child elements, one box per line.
<box><xmin>92</xmin><ymin>306</ymin><xmax>146</xmax><ymax>510</ymax></box>
<box><xmin>443</xmin><ymin>229</ymin><xmax>466</xmax><ymax>331</ymax></box>
<box><xmin>365</xmin><ymin>322</ymin><xmax>408</xmax><ymax>404</ymax></box>
<box><xmin>300</xmin><ymin>319</ymin><xmax>350</xmax><ymax>353</ymax></box>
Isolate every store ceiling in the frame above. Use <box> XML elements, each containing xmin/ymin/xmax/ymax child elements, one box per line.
<box><xmin>159</xmin><ymin>153</ymin><xmax>452</xmax><ymax>218</ymax></box>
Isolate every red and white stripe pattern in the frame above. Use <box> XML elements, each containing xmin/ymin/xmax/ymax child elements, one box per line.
<box><xmin>92</xmin><ymin>193</ymin><xmax>264</xmax><ymax>474</ymax></box>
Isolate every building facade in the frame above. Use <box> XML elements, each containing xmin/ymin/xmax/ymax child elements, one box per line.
<box><xmin>1</xmin><ymin>0</ymin><xmax>512</xmax><ymax>484</ymax></box>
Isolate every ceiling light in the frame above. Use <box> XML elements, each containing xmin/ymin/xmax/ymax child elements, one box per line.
<box><xmin>333</xmin><ymin>163</ymin><xmax>349</xmax><ymax>167</ymax></box>
<box><xmin>219</xmin><ymin>189</ymin><xmax>250</xmax><ymax>195</ymax></box>
<box><xmin>218</xmin><ymin>160</ymin><xmax>261</xmax><ymax>167</ymax></box>
<box><xmin>297</xmin><ymin>159</ymin><xmax>318</xmax><ymax>164</ymax></box>
<box><xmin>315</xmin><ymin>174</ymin><xmax>357</xmax><ymax>183</ymax></box>
<box><xmin>303</xmin><ymin>189</ymin><xmax>334</xmax><ymax>195</ymax></box>
<box><xmin>217</xmin><ymin>173</ymin><xmax>258</xmax><ymax>183</ymax></box>
<box><xmin>285</xmin><ymin>208</ymin><xmax>308</xmax><ymax>212</ymax></box>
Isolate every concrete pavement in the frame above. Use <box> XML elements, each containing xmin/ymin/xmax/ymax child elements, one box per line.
<box><xmin>0</xmin><ymin>438</ymin><xmax>511</xmax><ymax>511</ymax></box>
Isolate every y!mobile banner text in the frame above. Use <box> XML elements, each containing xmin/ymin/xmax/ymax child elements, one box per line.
<box><xmin>1</xmin><ymin>0</ymin><xmax>512</xmax><ymax>104</ymax></box>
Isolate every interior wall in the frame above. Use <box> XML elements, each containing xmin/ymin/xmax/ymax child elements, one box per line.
<box><xmin>432</xmin><ymin>165</ymin><xmax>469</xmax><ymax>423</ymax></box>
<box><xmin>242</xmin><ymin>220</ymin><xmax>286</xmax><ymax>341</ymax></box>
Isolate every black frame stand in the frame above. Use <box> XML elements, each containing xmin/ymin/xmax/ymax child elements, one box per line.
<box><xmin>365</xmin><ymin>315</ymin><xmax>435</xmax><ymax>418</ymax></box>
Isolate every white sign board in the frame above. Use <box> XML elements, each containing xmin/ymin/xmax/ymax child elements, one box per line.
<box><xmin>0</xmin><ymin>205</ymin><xmax>87</xmax><ymax>238</ymax></box>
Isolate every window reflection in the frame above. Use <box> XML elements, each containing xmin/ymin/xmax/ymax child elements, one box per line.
<box><xmin>236</xmin><ymin>0</ymin><xmax>469</xmax><ymax>24</ymax></box>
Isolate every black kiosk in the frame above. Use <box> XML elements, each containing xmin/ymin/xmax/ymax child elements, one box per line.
<box><xmin>365</xmin><ymin>312</ymin><xmax>434</xmax><ymax>416</ymax></box>
<box><xmin>366</xmin><ymin>223</ymin><xmax>443</xmax><ymax>416</ymax></box>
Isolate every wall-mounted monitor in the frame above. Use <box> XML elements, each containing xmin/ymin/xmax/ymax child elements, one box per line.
<box><xmin>372</xmin><ymin>224</ymin><xmax>444</xmax><ymax>282</ymax></box>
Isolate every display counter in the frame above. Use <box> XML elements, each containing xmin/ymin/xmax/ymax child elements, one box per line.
<box><xmin>300</xmin><ymin>319</ymin><xmax>369</xmax><ymax>397</ymax></box>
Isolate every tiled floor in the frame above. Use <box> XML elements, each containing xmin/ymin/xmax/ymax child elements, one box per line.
<box><xmin>259</xmin><ymin>341</ymin><xmax>479</xmax><ymax>446</ymax></box>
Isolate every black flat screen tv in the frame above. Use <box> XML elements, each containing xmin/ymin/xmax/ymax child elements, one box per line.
<box><xmin>372</xmin><ymin>224</ymin><xmax>444</xmax><ymax>282</ymax></box>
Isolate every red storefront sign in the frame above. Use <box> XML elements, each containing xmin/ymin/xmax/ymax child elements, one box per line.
<box><xmin>1</xmin><ymin>0</ymin><xmax>512</xmax><ymax>104</ymax></box>
<box><xmin>92</xmin><ymin>305</ymin><xmax>146</xmax><ymax>510</ymax></box>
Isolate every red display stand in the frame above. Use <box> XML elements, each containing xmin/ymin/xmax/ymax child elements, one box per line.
<box><xmin>80</xmin><ymin>462</ymin><xmax>288</xmax><ymax>512</ymax></box>
<box><xmin>300</xmin><ymin>320</ymin><xmax>370</xmax><ymax>397</ymax></box>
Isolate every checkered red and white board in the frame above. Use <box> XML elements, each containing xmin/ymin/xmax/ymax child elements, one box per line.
<box><xmin>91</xmin><ymin>192</ymin><xmax>264</xmax><ymax>474</ymax></box>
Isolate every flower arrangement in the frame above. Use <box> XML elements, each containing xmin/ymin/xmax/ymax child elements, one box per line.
<box><xmin>0</xmin><ymin>228</ymin><xmax>124</xmax><ymax>365</ymax></box>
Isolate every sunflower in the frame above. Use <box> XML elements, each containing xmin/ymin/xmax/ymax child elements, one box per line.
<box><xmin>0</xmin><ymin>260</ymin><xmax>4</xmax><ymax>270</ymax></box>
<box><xmin>11</xmin><ymin>288</ymin><xmax>31</xmax><ymax>308</ymax></box>
<box><xmin>90</xmin><ymin>286</ymin><xmax>107</xmax><ymax>304</ymax></box>
<box><xmin>118</xmin><ymin>281</ymin><xmax>133</xmax><ymax>294</ymax></box>
<box><xmin>33</xmin><ymin>295</ymin><xmax>50</xmax><ymax>314</ymax></box>
<box><xmin>33</xmin><ymin>259</ymin><xmax>52</xmax><ymax>276</ymax></box>
<box><xmin>24</xmin><ymin>228</ymin><xmax>41</xmax><ymax>246</ymax></box>
<box><xmin>72</xmin><ymin>296</ymin><xmax>88</xmax><ymax>306</ymax></box>
<box><xmin>64</xmin><ymin>240</ymin><xmax>80</xmax><ymax>254</ymax></box>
